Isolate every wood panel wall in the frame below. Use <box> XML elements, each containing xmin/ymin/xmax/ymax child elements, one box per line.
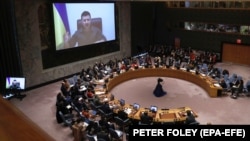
<box><xmin>222</xmin><ymin>43</ymin><xmax>250</xmax><ymax>65</ymax></box>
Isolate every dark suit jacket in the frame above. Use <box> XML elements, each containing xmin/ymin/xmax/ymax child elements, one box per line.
<box><xmin>100</xmin><ymin>103</ymin><xmax>112</xmax><ymax>113</ymax></box>
<box><xmin>185</xmin><ymin>114</ymin><xmax>196</xmax><ymax>125</ymax></box>
<box><xmin>140</xmin><ymin>113</ymin><xmax>153</xmax><ymax>124</ymax></box>
<box><xmin>97</xmin><ymin>131</ymin><xmax>110</xmax><ymax>141</ymax></box>
<box><xmin>219</xmin><ymin>81</ymin><xmax>227</xmax><ymax>89</ymax></box>
<box><xmin>117</xmin><ymin>110</ymin><xmax>128</xmax><ymax>120</ymax></box>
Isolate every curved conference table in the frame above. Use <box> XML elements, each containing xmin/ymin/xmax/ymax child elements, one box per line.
<box><xmin>97</xmin><ymin>67</ymin><xmax>223</xmax><ymax>124</ymax></box>
<box><xmin>107</xmin><ymin>67</ymin><xmax>222</xmax><ymax>98</ymax></box>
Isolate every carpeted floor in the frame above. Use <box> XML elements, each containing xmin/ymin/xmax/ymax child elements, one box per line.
<box><xmin>10</xmin><ymin>62</ymin><xmax>250</xmax><ymax>141</ymax></box>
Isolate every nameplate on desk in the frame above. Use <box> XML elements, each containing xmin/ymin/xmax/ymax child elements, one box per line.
<box><xmin>190</xmin><ymin>70</ymin><xmax>196</xmax><ymax>73</ymax></box>
<box><xmin>95</xmin><ymin>79</ymin><xmax>104</xmax><ymax>83</ymax></box>
<box><xmin>214</xmin><ymin>83</ymin><xmax>221</xmax><ymax>88</ymax></box>
<box><xmin>103</xmin><ymin>98</ymin><xmax>109</xmax><ymax>102</ymax></box>
<box><xmin>124</xmin><ymin>108</ymin><xmax>132</xmax><ymax>115</ymax></box>
<box><xmin>170</xmin><ymin>67</ymin><xmax>176</xmax><ymax>70</ymax></box>
<box><xmin>95</xmin><ymin>91</ymin><xmax>105</xmax><ymax>95</ymax></box>
<box><xmin>180</xmin><ymin>68</ymin><xmax>186</xmax><ymax>71</ymax></box>
<box><xmin>200</xmin><ymin>73</ymin><xmax>206</xmax><ymax>77</ymax></box>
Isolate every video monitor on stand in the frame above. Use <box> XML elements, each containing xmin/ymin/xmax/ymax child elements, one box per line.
<box><xmin>5</xmin><ymin>76</ymin><xmax>27</xmax><ymax>100</ymax></box>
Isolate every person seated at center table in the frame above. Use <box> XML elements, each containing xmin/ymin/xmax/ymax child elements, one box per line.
<box><xmin>185</xmin><ymin>110</ymin><xmax>197</xmax><ymax>125</ymax></box>
<box><xmin>140</xmin><ymin>111</ymin><xmax>153</xmax><ymax>125</ymax></box>
<box><xmin>117</xmin><ymin>109</ymin><xmax>128</xmax><ymax>120</ymax></box>
<box><xmin>100</xmin><ymin>102</ymin><xmax>113</xmax><ymax>114</ymax></box>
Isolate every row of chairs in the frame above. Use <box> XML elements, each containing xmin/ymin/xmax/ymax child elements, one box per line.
<box><xmin>86</xmin><ymin>127</ymin><xmax>124</xmax><ymax>141</ymax></box>
<box><xmin>59</xmin><ymin>106</ymin><xmax>125</xmax><ymax>141</ymax></box>
<box><xmin>58</xmin><ymin>111</ymin><xmax>74</xmax><ymax>129</ymax></box>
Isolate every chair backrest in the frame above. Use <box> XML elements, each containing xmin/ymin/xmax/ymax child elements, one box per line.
<box><xmin>58</xmin><ymin>111</ymin><xmax>72</xmax><ymax>126</ymax></box>
<box><xmin>73</xmin><ymin>75</ymin><xmax>78</xmax><ymax>84</ymax></box>
<box><xmin>98</xmin><ymin>108</ymin><xmax>105</xmax><ymax>115</ymax></box>
<box><xmin>77</xmin><ymin>18</ymin><xmax>102</xmax><ymax>31</ymax></box>
<box><xmin>237</xmin><ymin>76</ymin><xmax>242</xmax><ymax>81</ymax></box>
<box><xmin>67</xmin><ymin>78</ymin><xmax>75</xmax><ymax>85</ymax></box>
<box><xmin>239</xmin><ymin>79</ymin><xmax>244</xmax><ymax>91</ymax></box>
<box><xmin>97</xmin><ymin>138</ymin><xmax>106</xmax><ymax>141</ymax></box>
<box><xmin>229</xmin><ymin>73</ymin><xmax>237</xmax><ymax>82</ymax></box>
<box><xmin>114</xmin><ymin>116</ymin><xmax>124</xmax><ymax>127</ymax></box>
<box><xmin>71</xmin><ymin>102</ymin><xmax>81</xmax><ymax>116</ymax></box>
<box><xmin>58</xmin><ymin>111</ymin><xmax>66</xmax><ymax>121</ymax></box>
<box><xmin>90</xmin><ymin>101</ymin><xmax>102</xmax><ymax>110</ymax></box>
<box><xmin>246</xmin><ymin>80</ymin><xmax>250</xmax><ymax>89</ymax></box>
<box><xmin>189</xmin><ymin>121</ymin><xmax>200</xmax><ymax>125</ymax></box>
<box><xmin>109</xmin><ymin>128</ymin><xmax>121</xmax><ymax>139</ymax></box>
<box><xmin>86</xmin><ymin>134</ymin><xmax>96</xmax><ymax>141</ymax></box>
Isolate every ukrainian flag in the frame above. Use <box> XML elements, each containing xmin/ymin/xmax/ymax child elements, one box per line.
<box><xmin>53</xmin><ymin>3</ymin><xmax>70</xmax><ymax>49</ymax></box>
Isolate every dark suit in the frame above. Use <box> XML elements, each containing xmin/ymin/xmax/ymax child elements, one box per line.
<box><xmin>231</xmin><ymin>79</ymin><xmax>244</xmax><ymax>96</ymax></box>
<box><xmin>185</xmin><ymin>114</ymin><xmax>196</xmax><ymax>125</ymax></box>
<box><xmin>140</xmin><ymin>113</ymin><xmax>153</xmax><ymax>124</ymax></box>
<box><xmin>219</xmin><ymin>81</ymin><xmax>227</xmax><ymax>89</ymax></box>
<box><xmin>97</xmin><ymin>131</ymin><xmax>110</xmax><ymax>141</ymax></box>
<box><xmin>85</xmin><ymin>121</ymin><xmax>99</xmax><ymax>135</ymax></box>
<box><xmin>117</xmin><ymin>110</ymin><xmax>128</xmax><ymax>120</ymax></box>
<box><xmin>100</xmin><ymin>103</ymin><xmax>112</xmax><ymax>114</ymax></box>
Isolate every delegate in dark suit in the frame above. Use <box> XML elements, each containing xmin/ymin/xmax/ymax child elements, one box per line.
<box><xmin>100</xmin><ymin>102</ymin><xmax>112</xmax><ymax>113</ymax></box>
<box><xmin>117</xmin><ymin>109</ymin><xmax>128</xmax><ymax>120</ymax></box>
<box><xmin>140</xmin><ymin>112</ymin><xmax>153</xmax><ymax>124</ymax></box>
<box><xmin>185</xmin><ymin>110</ymin><xmax>196</xmax><ymax>125</ymax></box>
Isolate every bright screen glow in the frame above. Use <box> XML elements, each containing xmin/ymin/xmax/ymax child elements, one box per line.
<box><xmin>133</xmin><ymin>103</ymin><xmax>140</xmax><ymax>110</ymax></box>
<box><xmin>52</xmin><ymin>2</ymin><xmax>116</xmax><ymax>50</ymax></box>
<box><xmin>150</xmin><ymin>106</ymin><xmax>158</xmax><ymax>113</ymax></box>
<box><xmin>120</xmin><ymin>99</ymin><xmax>125</xmax><ymax>106</ymax></box>
<box><xmin>6</xmin><ymin>77</ymin><xmax>26</xmax><ymax>90</ymax></box>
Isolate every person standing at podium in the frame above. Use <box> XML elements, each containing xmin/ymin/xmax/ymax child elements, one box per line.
<box><xmin>153</xmin><ymin>78</ymin><xmax>167</xmax><ymax>97</ymax></box>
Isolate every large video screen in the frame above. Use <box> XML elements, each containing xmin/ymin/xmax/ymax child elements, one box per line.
<box><xmin>52</xmin><ymin>2</ymin><xmax>116</xmax><ymax>50</ymax></box>
<box><xmin>6</xmin><ymin>77</ymin><xmax>26</xmax><ymax>90</ymax></box>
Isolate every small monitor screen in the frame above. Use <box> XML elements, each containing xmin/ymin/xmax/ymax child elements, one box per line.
<box><xmin>119</xmin><ymin>99</ymin><xmax>125</xmax><ymax>106</ymax></box>
<box><xmin>150</xmin><ymin>106</ymin><xmax>158</xmax><ymax>113</ymax></box>
<box><xmin>110</xmin><ymin>94</ymin><xmax>115</xmax><ymax>101</ymax></box>
<box><xmin>6</xmin><ymin>77</ymin><xmax>26</xmax><ymax>90</ymax></box>
<box><xmin>133</xmin><ymin>103</ymin><xmax>140</xmax><ymax>110</ymax></box>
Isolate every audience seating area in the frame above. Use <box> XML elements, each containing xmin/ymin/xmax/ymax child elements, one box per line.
<box><xmin>55</xmin><ymin>46</ymin><xmax>250</xmax><ymax>141</ymax></box>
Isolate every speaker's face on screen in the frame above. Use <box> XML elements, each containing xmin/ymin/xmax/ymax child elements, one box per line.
<box><xmin>81</xmin><ymin>15</ymin><xmax>91</xmax><ymax>31</ymax></box>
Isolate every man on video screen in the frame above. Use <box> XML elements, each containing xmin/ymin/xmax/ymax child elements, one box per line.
<box><xmin>10</xmin><ymin>79</ymin><xmax>21</xmax><ymax>89</ymax></box>
<box><xmin>63</xmin><ymin>11</ymin><xmax>106</xmax><ymax>48</ymax></box>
